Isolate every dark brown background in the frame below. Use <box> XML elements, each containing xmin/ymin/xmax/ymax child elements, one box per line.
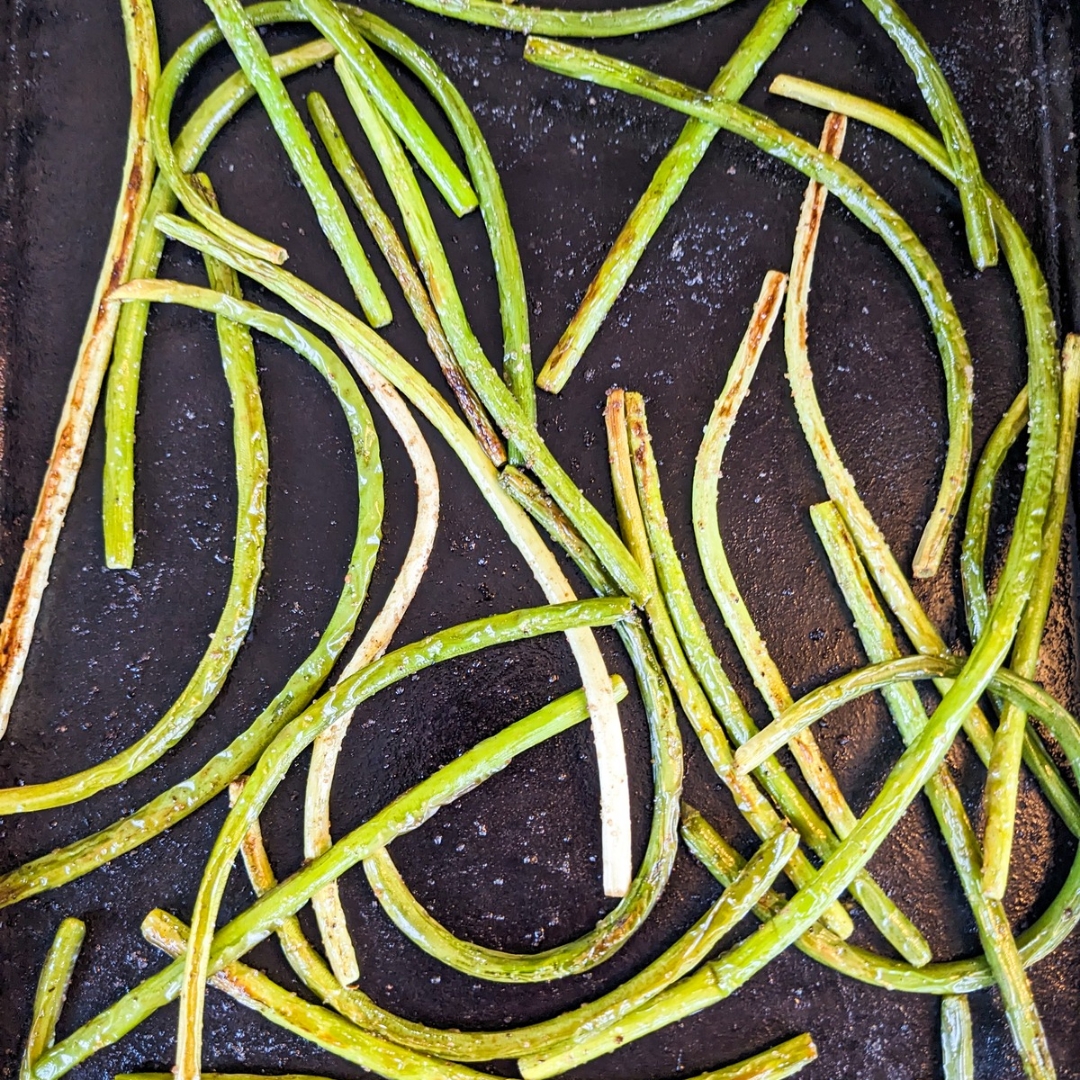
<box><xmin>1</xmin><ymin>1</ymin><xmax>1079</xmax><ymax>1077</ymax></box>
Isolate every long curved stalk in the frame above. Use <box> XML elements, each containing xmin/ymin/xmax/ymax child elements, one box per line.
<box><xmin>397</xmin><ymin>0</ymin><xmax>751</xmax><ymax>37</ymax></box>
<box><xmin>0</xmin><ymin>184</ymin><xmax>268</xmax><ymax>817</ymax></box>
<box><xmin>304</xmin><ymin>353</ymin><xmax>439</xmax><ymax>986</ymax></box>
<box><xmin>0</xmin><ymin>0</ymin><xmax>158</xmax><ymax>738</ymax></box>
<box><xmin>525</xmin><ymin>37</ymin><xmax>973</xmax><ymax>578</ymax></box>
<box><xmin>534</xmin><ymin>0</ymin><xmax>807</xmax><ymax>393</ymax></box>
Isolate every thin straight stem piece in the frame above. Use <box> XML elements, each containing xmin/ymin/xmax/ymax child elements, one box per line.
<box><xmin>941</xmin><ymin>996</ymin><xmax>975</xmax><ymax>1080</ymax></box>
<box><xmin>524</xmin><ymin>38</ymin><xmax>974</xmax><ymax>577</ymax></box>
<box><xmin>687</xmin><ymin>1034</ymin><xmax>817</xmax><ymax>1080</ymax></box>
<box><xmin>0</xmin><ymin>0</ymin><xmax>158</xmax><ymax>738</ymax></box>
<box><xmin>307</xmin><ymin>90</ymin><xmax>504</xmax><ymax>465</ymax></box>
<box><xmin>201</xmin><ymin>0</ymin><xmax>391</xmax><ymax>323</ymax></box>
<box><xmin>982</xmin><ymin>334</ymin><xmax>1080</xmax><ymax>897</ymax></box>
<box><xmin>811</xmin><ymin>500</ymin><xmax>1054</xmax><ymax>1080</ymax></box>
<box><xmin>535</xmin><ymin>0</ymin><xmax>807</xmax><ymax>392</ymax></box>
<box><xmin>299</xmin><ymin>0</ymin><xmax>477</xmax><ymax>215</ymax></box>
<box><xmin>19</xmin><ymin>919</ymin><xmax>86</xmax><ymax>1080</ymax></box>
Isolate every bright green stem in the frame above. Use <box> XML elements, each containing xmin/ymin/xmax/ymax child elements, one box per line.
<box><xmin>534</xmin><ymin>0</ymin><xmax>807</xmax><ymax>393</ymax></box>
<box><xmin>0</xmin><ymin>187</ymin><xmax>268</xmax><ymax>818</ymax></box>
<box><xmin>299</xmin><ymin>0</ymin><xmax>477</xmax><ymax>215</ymax></box>
<box><xmin>605</xmin><ymin>389</ymin><xmax>854</xmax><ymax>940</ymax></box>
<box><xmin>960</xmin><ymin>385</ymin><xmax>1028</xmax><ymax>643</ymax></box>
<box><xmin>30</xmin><ymin>609</ymin><xmax>630</xmax><ymax>1080</ymax></box>
<box><xmin>0</xmin><ymin>282</ymin><xmax>380</xmax><ymax>910</ymax></box>
<box><xmin>763</xmin><ymin>75</ymin><xmax>1080</xmax><ymax>838</ymax></box>
<box><xmin>200</xmin><ymin>0</ymin><xmax>390</xmax><ymax>324</ymax></box>
<box><xmin>525</xmin><ymin>38</ymin><xmax>973</xmax><ymax>580</ymax></box>
<box><xmin>19</xmin><ymin>919</ymin><xmax>85</xmax><ymax>1080</ymax></box>
<box><xmin>307</xmin><ymin>90</ymin><xmax>505</xmax><ymax>465</ymax></box>
<box><xmin>396</xmin><ymin>0</ymin><xmax>746</xmax><ymax>36</ymax></box>
<box><xmin>982</xmin><ymin>335</ymin><xmax>1080</xmax><ymax>899</ymax></box>
<box><xmin>625</xmin><ymin>389</ymin><xmax>929</xmax><ymax>963</ymax></box>
<box><xmin>103</xmin><ymin>33</ymin><xmax>334</xmax><ymax>568</ymax></box>
<box><xmin>859</xmin><ymin>0</ymin><xmax>997</xmax><ymax>269</ymax></box>
<box><xmin>941</xmin><ymin>996</ymin><xmax>975</xmax><ymax>1080</ymax></box>
<box><xmin>812</xmin><ymin>500</ymin><xmax>1054</xmax><ymax>1080</ymax></box>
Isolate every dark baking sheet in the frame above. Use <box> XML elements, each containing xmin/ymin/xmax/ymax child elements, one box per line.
<box><xmin>1</xmin><ymin>1</ymin><xmax>1079</xmax><ymax>1077</ymax></box>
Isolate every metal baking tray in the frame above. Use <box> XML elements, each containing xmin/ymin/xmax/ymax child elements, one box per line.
<box><xmin>1</xmin><ymin>1</ymin><xmax>1078</xmax><ymax>1077</ymax></box>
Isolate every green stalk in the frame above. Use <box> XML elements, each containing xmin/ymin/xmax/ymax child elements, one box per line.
<box><xmin>982</xmin><ymin>335</ymin><xmax>1080</xmax><ymax>898</ymax></box>
<box><xmin>306</xmin><ymin>89</ymin><xmax>505</xmax><ymax>465</ymax></box>
<box><xmin>811</xmin><ymin>500</ymin><xmax>1054</xmax><ymax>1080</ymax></box>
<box><xmin>859</xmin><ymin>0</ymin><xmax>997</xmax><ymax>269</ymax></box>
<box><xmin>19</xmin><ymin>919</ymin><xmax>85</xmax><ymax>1080</ymax></box>
<box><xmin>30</xmin><ymin>612</ymin><xmax>630</xmax><ymax>1080</ymax></box>
<box><xmin>534</xmin><ymin>0</ymin><xmax>807</xmax><ymax>393</ymax></box>
<box><xmin>0</xmin><ymin>182</ymin><xmax>268</xmax><ymax>817</ymax></box>
<box><xmin>338</xmin><ymin>5</ymin><xmax>535</xmax><ymax>463</ymax></box>
<box><xmin>0</xmin><ymin>0</ymin><xmax>158</xmax><ymax>736</ymax></box>
<box><xmin>686</xmin><ymin>1034</ymin><xmax>817</xmax><ymax>1080</ymax></box>
<box><xmin>960</xmin><ymin>385</ymin><xmax>1028</xmax><ymax>643</ymax></box>
<box><xmin>146</xmin><ymin>218</ymin><xmax>638</xmax><ymax>897</ymax></box>
<box><xmin>103</xmin><ymin>33</ymin><xmax>335</xmax><ymax>568</ymax></box>
<box><xmin>604</xmin><ymin>389</ymin><xmax>853</xmax><ymax>941</ymax></box>
<box><xmin>200</xmin><ymin>0</ymin><xmax>391</xmax><ymax>324</ymax></box>
<box><xmin>627</xmin><ymin>385</ymin><xmax>930</xmax><ymax>965</ymax></box>
<box><xmin>396</xmin><ymin>0</ymin><xmax>747</xmax><ymax>36</ymax></box>
<box><xmin>525</xmin><ymin>37</ymin><xmax>973</xmax><ymax>579</ymax></box>
<box><xmin>244</xmin><ymin>793</ymin><xmax>794</xmax><ymax>1059</ymax></box>
<box><xmin>298</xmin><ymin>0</ymin><xmax>477</xmax><ymax>215</ymax></box>
<box><xmin>763</xmin><ymin>74</ymin><xmax>1080</xmax><ymax>837</ymax></box>
<box><xmin>941</xmin><ymin>996</ymin><xmax>975</xmax><ymax>1080</ymax></box>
